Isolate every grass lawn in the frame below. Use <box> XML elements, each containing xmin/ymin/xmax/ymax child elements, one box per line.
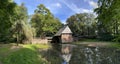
<box><xmin>0</xmin><ymin>43</ymin><xmax>50</xmax><ymax>64</ymax></box>
<box><xmin>74</xmin><ymin>39</ymin><xmax>120</xmax><ymax>48</ymax></box>
<box><xmin>109</xmin><ymin>43</ymin><xmax>120</xmax><ymax>49</ymax></box>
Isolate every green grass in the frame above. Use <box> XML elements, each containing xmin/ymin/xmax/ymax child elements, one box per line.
<box><xmin>109</xmin><ymin>43</ymin><xmax>120</xmax><ymax>49</ymax></box>
<box><xmin>0</xmin><ymin>43</ymin><xmax>50</xmax><ymax>64</ymax></box>
<box><xmin>22</xmin><ymin>44</ymin><xmax>50</xmax><ymax>50</ymax></box>
<box><xmin>0</xmin><ymin>44</ymin><xmax>15</xmax><ymax>58</ymax></box>
<box><xmin>75</xmin><ymin>39</ymin><xmax>116</xmax><ymax>44</ymax></box>
<box><xmin>73</xmin><ymin>39</ymin><xmax>120</xmax><ymax>48</ymax></box>
<box><xmin>79</xmin><ymin>39</ymin><xmax>100</xmax><ymax>42</ymax></box>
<box><xmin>78</xmin><ymin>39</ymin><xmax>114</xmax><ymax>42</ymax></box>
<box><xmin>2</xmin><ymin>48</ymin><xmax>47</xmax><ymax>64</ymax></box>
<box><xmin>0</xmin><ymin>44</ymin><xmax>13</xmax><ymax>52</ymax></box>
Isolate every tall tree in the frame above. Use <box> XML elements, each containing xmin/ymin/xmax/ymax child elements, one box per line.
<box><xmin>0</xmin><ymin>0</ymin><xmax>16</xmax><ymax>42</ymax></box>
<box><xmin>31</xmin><ymin>4</ymin><xmax>62</xmax><ymax>37</ymax></box>
<box><xmin>94</xmin><ymin>0</ymin><xmax>113</xmax><ymax>41</ymax></box>
<box><xmin>94</xmin><ymin>0</ymin><xmax>120</xmax><ymax>41</ymax></box>
<box><xmin>66</xmin><ymin>13</ymin><xmax>96</xmax><ymax>37</ymax></box>
<box><xmin>13</xmin><ymin>3</ymin><xmax>33</xmax><ymax>44</ymax></box>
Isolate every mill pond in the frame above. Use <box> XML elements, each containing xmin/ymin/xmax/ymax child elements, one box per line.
<box><xmin>50</xmin><ymin>43</ymin><xmax>120</xmax><ymax>64</ymax></box>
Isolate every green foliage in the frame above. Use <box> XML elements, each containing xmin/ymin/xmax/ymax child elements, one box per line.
<box><xmin>0</xmin><ymin>1</ymin><xmax>33</xmax><ymax>43</ymax></box>
<box><xmin>0</xmin><ymin>0</ymin><xmax>16</xmax><ymax>42</ymax></box>
<box><xmin>66</xmin><ymin>13</ymin><xmax>96</xmax><ymax>37</ymax></box>
<box><xmin>12</xmin><ymin>3</ymin><xmax>33</xmax><ymax>44</ymax></box>
<box><xmin>31</xmin><ymin>4</ymin><xmax>62</xmax><ymax>37</ymax></box>
<box><xmin>30</xmin><ymin>14</ymin><xmax>44</xmax><ymax>37</ymax></box>
<box><xmin>98</xmin><ymin>32</ymin><xmax>113</xmax><ymax>41</ymax></box>
<box><xmin>22</xmin><ymin>22</ymin><xmax>33</xmax><ymax>43</ymax></box>
<box><xmin>113</xmin><ymin>35</ymin><xmax>120</xmax><ymax>42</ymax></box>
<box><xmin>0</xmin><ymin>2</ymin><xmax>61</xmax><ymax>43</ymax></box>
<box><xmin>94</xmin><ymin>0</ymin><xmax>120</xmax><ymax>41</ymax></box>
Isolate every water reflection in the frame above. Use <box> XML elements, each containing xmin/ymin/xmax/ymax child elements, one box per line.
<box><xmin>41</xmin><ymin>43</ymin><xmax>120</xmax><ymax>64</ymax></box>
<box><xmin>70</xmin><ymin>45</ymin><xmax>120</xmax><ymax>64</ymax></box>
<box><xmin>61</xmin><ymin>44</ymin><xmax>75</xmax><ymax>64</ymax></box>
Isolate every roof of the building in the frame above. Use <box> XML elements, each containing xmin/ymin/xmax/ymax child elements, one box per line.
<box><xmin>55</xmin><ymin>25</ymin><xmax>72</xmax><ymax>36</ymax></box>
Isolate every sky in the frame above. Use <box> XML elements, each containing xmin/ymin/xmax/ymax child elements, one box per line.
<box><xmin>14</xmin><ymin>0</ymin><xmax>98</xmax><ymax>24</ymax></box>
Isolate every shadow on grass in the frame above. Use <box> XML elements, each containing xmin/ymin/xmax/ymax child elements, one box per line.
<box><xmin>0</xmin><ymin>44</ymin><xmax>22</xmax><ymax>60</ymax></box>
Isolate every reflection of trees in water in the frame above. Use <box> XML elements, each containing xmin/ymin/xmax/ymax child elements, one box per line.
<box><xmin>51</xmin><ymin>43</ymin><xmax>61</xmax><ymax>53</ymax></box>
<box><xmin>115</xmin><ymin>50</ymin><xmax>120</xmax><ymax>64</ymax></box>
<box><xmin>69</xmin><ymin>46</ymin><xmax>119</xmax><ymax>64</ymax></box>
<box><xmin>39</xmin><ymin>43</ymin><xmax>62</xmax><ymax>64</ymax></box>
<box><xmin>39</xmin><ymin>43</ymin><xmax>120</xmax><ymax>64</ymax></box>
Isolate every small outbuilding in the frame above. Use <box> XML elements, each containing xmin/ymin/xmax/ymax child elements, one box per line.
<box><xmin>52</xmin><ymin>25</ymin><xmax>73</xmax><ymax>43</ymax></box>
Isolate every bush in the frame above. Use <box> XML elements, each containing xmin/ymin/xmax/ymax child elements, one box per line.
<box><xmin>113</xmin><ymin>35</ymin><xmax>120</xmax><ymax>42</ymax></box>
<box><xmin>98</xmin><ymin>32</ymin><xmax>113</xmax><ymax>41</ymax></box>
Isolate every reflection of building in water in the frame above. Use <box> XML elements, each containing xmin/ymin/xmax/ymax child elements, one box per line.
<box><xmin>61</xmin><ymin>44</ymin><xmax>72</xmax><ymax>64</ymax></box>
<box><xmin>53</xmin><ymin>25</ymin><xmax>73</xmax><ymax>43</ymax></box>
<box><xmin>62</xmin><ymin>46</ymin><xmax>70</xmax><ymax>54</ymax></box>
<box><xmin>62</xmin><ymin>54</ymin><xmax>72</xmax><ymax>63</ymax></box>
<box><xmin>61</xmin><ymin>44</ymin><xmax>74</xmax><ymax>64</ymax></box>
<box><xmin>61</xmin><ymin>44</ymin><xmax>76</xmax><ymax>54</ymax></box>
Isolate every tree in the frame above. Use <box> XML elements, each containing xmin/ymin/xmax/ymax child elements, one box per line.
<box><xmin>13</xmin><ymin>3</ymin><xmax>33</xmax><ymax>44</ymax></box>
<box><xmin>0</xmin><ymin>0</ymin><xmax>16</xmax><ymax>42</ymax></box>
<box><xmin>94</xmin><ymin>0</ymin><xmax>120</xmax><ymax>41</ymax></box>
<box><xmin>66</xmin><ymin>13</ymin><xmax>96</xmax><ymax>38</ymax></box>
<box><xmin>31</xmin><ymin>4</ymin><xmax>62</xmax><ymax>37</ymax></box>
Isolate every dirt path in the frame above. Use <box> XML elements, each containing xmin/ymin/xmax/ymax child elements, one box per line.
<box><xmin>0</xmin><ymin>61</ymin><xmax>2</xmax><ymax>64</ymax></box>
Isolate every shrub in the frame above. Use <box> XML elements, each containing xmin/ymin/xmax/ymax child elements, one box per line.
<box><xmin>113</xmin><ymin>35</ymin><xmax>120</xmax><ymax>42</ymax></box>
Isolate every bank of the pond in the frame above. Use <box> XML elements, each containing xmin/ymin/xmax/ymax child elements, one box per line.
<box><xmin>0</xmin><ymin>43</ymin><xmax>50</xmax><ymax>64</ymax></box>
<box><xmin>110</xmin><ymin>43</ymin><xmax>120</xmax><ymax>49</ymax></box>
<box><xmin>74</xmin><ymin>39</ymin><xmax>120</xmax><ymax>48</ymax></box>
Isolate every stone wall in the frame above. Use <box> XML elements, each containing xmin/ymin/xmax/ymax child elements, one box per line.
<box><xmin>31</xmin><ymin>38</ymin><xmax>48</xmax><ymax>44</ymax></box>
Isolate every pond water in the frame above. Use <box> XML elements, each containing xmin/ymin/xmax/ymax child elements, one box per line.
<box><xmin>50</xmin><ymin>43</ymin><xmax>120</xmax><ymax>64</ymax></box>
<box><xmin>62</xmin><ymin>44</ymin><xmax>120</xmax><ymax>64</ymax></box>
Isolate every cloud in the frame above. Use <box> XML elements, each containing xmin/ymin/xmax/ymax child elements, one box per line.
<box><xmin>61</xmin><ymin>19</ymin><xmax>66</xmax><ymax>24</ymax></box>
<box><xmin>49</xmin><ymin>2</ymin><xmax>62</xmax><ymax>9</ymax></box>
<box><xmin>84</xmin><ymin>0</ymin><xmax>98</xmax><ymax>8</ymax></box>
<box><xmin>50</xmin><ymin>2</ymin><xmax>62</xmax><ymax>8</ymax></box>
<box><xmin>55</xmin><ymin>3</ymin><xmax>62</xmax><ymax>8</ymax></box>
<box><xmin>46</xmin><ymin>2</ymin><xmax>62</xmax><ymax>14</ymax></box>
<box><xmin>82</xmin><ymin>9</ymin><xmax>93</xmax><ymax>13</ymax></box>
<box><xmin>89</xmin><ymin>1</ymin><xmax>98</xmax><ymax>8</ymax></box>
<box><xmin>59</xmin><ymin>0</ymin><xmax>93</xmax><ymax>13</ymax></box>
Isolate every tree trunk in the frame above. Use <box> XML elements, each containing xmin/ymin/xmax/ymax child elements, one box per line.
<box><xmin>17</xmin><ymin>33</ymin><xmax>19</xmax><ymax>46</ymax></box>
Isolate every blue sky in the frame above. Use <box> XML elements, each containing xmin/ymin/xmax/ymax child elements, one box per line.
<box><xmin>14</xmin><ymin>0</ymin><xmax>98</xmax><ymax>24</ymax></box>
